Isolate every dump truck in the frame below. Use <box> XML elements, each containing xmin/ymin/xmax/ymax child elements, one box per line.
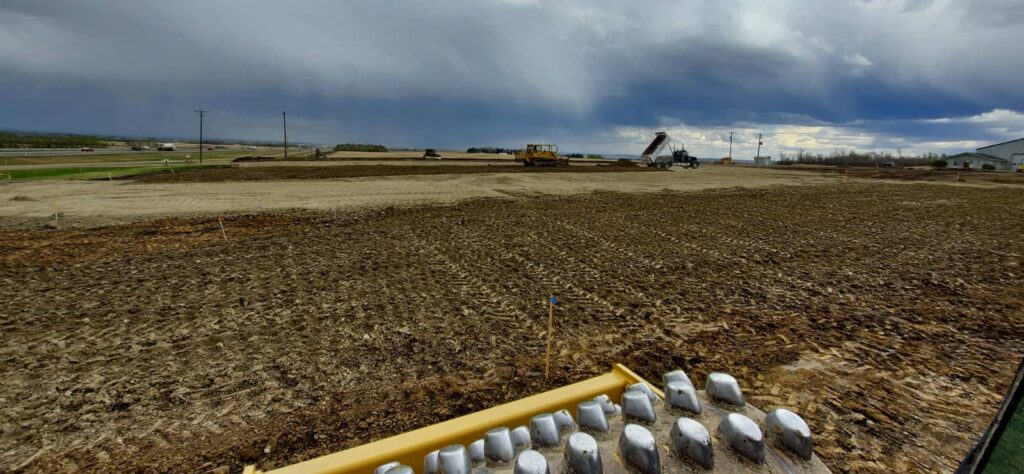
<box><xmin>423</xmin><ymin>149</ymin><xmax>442</xmax><ymax>159</ymax></box>
<box><xmin>515</xmin><ymin>144</ymin><xmax>568</xmax><ymax>167</ymax></box>
<box><xmin>671</xmin><ymin>144</ymin><xmax>700</xmax><ymax>169</ymax></box>
<box><xmin>640</xmin><ymin>132</ymin><xmax>675</xmax><ymax>168</ymax></box>
<box><xmin>244</xmin><ymin>365</ymin><xmax>832</xmax><ymax>474</ymax></box>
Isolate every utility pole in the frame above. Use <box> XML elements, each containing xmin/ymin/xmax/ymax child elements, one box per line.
<box><xmin>729</xmin><ymin>131</ymin><xmax>734</xmax><ymax>159</ymax></box>
<box><xmin>282</xmin><ymin>111</ymin><xmax>288</xmax><ymax>160</ymax></box>
<box><xmin>195</xmin><ymin>109</ymin><xmax>208</xmax><ymax>164</ymax></box>
<box><xmin>756</xmin><ymin>133</ymin><xmax>764</xmax><ymax>158</ymax></box>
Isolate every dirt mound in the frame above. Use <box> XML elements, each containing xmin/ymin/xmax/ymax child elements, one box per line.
<box><xmin>232</xmin><ymin>156</ymin><xmax>276</xmax><ymax>163</ymax></box>
<box><xmin>607</xmin><ymin>158</ymin><xmax>639</xmax><ymax>167</ymax></box>
<box><xmin>130</xmin><ymin>164</ymin><xmax>659</xmax><ymax>183</ymax></box>
<box><xmin>2</xmin><ymin>183</ymin><xmax>1022</xmax><ymax>473</ymax></box>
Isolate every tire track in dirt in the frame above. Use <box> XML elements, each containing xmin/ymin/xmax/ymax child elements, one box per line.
<box><xmin>2</xmin><ymin>184</ymin><xmax>1023</xmax><ymax>473</ymax></box>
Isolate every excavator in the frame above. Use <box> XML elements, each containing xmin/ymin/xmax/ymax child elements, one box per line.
<box><xmin>515</xmin><ymin>144</ymin><xmax>568</xmax><ymax>167</ymax></box>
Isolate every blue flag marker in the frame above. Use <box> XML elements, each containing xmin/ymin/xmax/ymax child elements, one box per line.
<box><xmin>549</xmin><ymin>295</ymin><xmax>559</xmax><ymax>305</ymax></box>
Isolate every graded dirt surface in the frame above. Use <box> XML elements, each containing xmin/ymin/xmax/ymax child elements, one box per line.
<box><xmin>0</xmin><ymin>165</ymin><xmax>833</xmax><ymax>229</ymax></box>
<box><xmin>324</xmin><ymin>150</ymin><xmax>513</xmax><ymax>160</ymax></box>
<box><xmin>130</xmin><ymin>163</ymin><xmax>656</xmax><ymax>183</ymax></box>
<box><xmin>782</xmin><ymin>165</ymin><xmax>1024</xmax><ymax>186</ymax></box>
<box><xmin>1</xmin><ymin>183</ymin><xmax>1022</xmax><ymax>473</ymax></box>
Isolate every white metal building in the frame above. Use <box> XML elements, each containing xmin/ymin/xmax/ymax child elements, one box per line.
<box><xmin>947</xmin><ymin>138</ymin><xmax>1024</xmax><ymax>170</ymax></box>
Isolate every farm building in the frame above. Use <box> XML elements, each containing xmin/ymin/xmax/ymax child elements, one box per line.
<box><xmin>947</xmin><ymin>137</ymin><xmax>1024</xmax><ymax>170</ymax></box>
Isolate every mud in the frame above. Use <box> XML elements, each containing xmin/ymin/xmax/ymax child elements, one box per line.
<box><xmin>1</xmin><ymin>183</ymin><xmax>1022</xmax><ymax>473</ymax></box>
<box><xmin>131</xmin><ymin>164</ymin><xmax>660</xmax><ymax>183</ymax></box>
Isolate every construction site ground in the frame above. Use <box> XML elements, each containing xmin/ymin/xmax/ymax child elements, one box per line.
<box><xmin>0</xmin><ymin>165</ymin><xmax>833</xmax><ymax>229</ymax></box>
<box><xmin>1</xmin><ymin>168</ymin><xmax>1022</xmax><ymax>473</ymax></box>
<box><xmin>782</xmin><ymin>165</ymin><xmax>1024</xmax><ymax>186</ymax></box>
<box><xmin>129</xmin><ymin>163</ymin><xmax>656</xmax><ymax>183</ymax></box>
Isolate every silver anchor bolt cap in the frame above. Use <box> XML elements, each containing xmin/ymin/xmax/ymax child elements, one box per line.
<box><xmin>484</xmin><ymin>427</ymin><xmax>516</xmax><ymax>463</ymax></box>
<box><xmin>385</xmin><ymin>466</ymin><xmax>413</xmax><ymax>474</ymax></box>
<box><xmin>719</xmin><ymin>413</ymin><xmax>765</xmax><ymax>463</ymax></box>
<box><xmin>664</xmin><ymin>380</ymin><xmax>702</xmax><ymax>414</ymax></box>
<box><xmin>619</xmin><ymin>423</ymin><xmax>661</xmax><ymax>474</ymax></box>
<box><xmin>514</xmin><ymin>449</ymin><xmax>550</xmax><ymax>474</ymax></box>
<box><xmin>593</xmin><ymin>394</ymin><xmax>617</xmax><ymax>414</ymax></box>
<box><xmin>438</xmin><ymin>444</ymin><xmax>472</xmax><ymax>474</ymax></box>
<box><xmin>663</xmin><ymin>369</ymin><xmax>694</xmax><ymax>389</ymax></box>
<box><xmin>553</xmin><ymin>409</ymin><xmax>575</xmax><ymax>432</ymax></box>
<box><xmin>577</xmin><ymin>400</ymin><xmax>609</xmax><ymax>433</ymax></box>
<box><xmin>565</xmin><ymin>432</ymin><xmax>602</xmax><ymax>474</ymax></box>
<box><xmin>511</xmin><ymin>425</ymin><xmax>532</xmax><ymax>451</ymax></box>
<box><xmin>375</xmin><ymin>462</ymin><xmax>400</xmax><ymax>474</ymax></box>
<box><xmin>765</xmin><ymin>408</ymin><xmax>813</xmax><ymax>460</ymax></box>
<box><xmin>468</xmin><ymin>439</ymin><xmax>485</xmax><ymax>465</ymax></box>
<box><xmin>424</xmin><ymin>450</ymin><xmax>440</xmax><ymax>474</ymax></box>
<box><xmin>670</xmin><ymin>417</ymin><xmax>714</xmax><ymax>469</ymax></box>
<box><xmin>530</xmin><ymin>413</ymin><xmax>561</xmax><ymax>447</ymax></box>
<box><xmin>626</xmin><ymin>382</ymin><xmax>657</xmax><ymax>401</ymax></box>
<box><xmin>621</xmin><ymin>389</ymin><xmax>657</xmax><ymax>422</ymax></box>
<box><xmin>706</xmin><ymin>372</ymin><xmax>745</xmax><ymax>406</ymax></box>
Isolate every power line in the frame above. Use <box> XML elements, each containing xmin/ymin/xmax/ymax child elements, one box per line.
<box><xmin>282</xmin><ymin>111</ymin><xmax>288</xmax><ymax>160</ymax></box>
<box><xmin>756</xmin><ymin>133</ymin><xmax>764</xmax><ymax>158</ymax></box>
<box><xmin>195</xmin><ymin>109</ymin><xmax>208</xmax><ymax>164</ymax></box>
<box><xmin>729</xmin><ymin>131</ymin><xmax>734</xmax><ymax>159</ymax></box>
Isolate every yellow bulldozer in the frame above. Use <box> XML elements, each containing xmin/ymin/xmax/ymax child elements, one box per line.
<box><xmin>515</xmin><ymin>144</ymin><xmax>568</xmax><ymax>167</ymax></box>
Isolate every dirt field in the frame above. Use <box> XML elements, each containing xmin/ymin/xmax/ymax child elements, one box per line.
<box><xmin>0</xmin><ymin>165</ymin><xmax>834</xmax><ymax>229</ymax></box>
<box><xmin>131</xmin><ymin>163</ymin><xmax>654</xmax><ymax>183</ymax></box>
<box><xmin>1</xmin><ymin>182</ymin><xmax>1022</xmax><ymax>473</ymax></box>
<box><xmin>781</xmin><ymin>165</ymin><xmax>1024</xmax><ymax>186</ymax></box>
<box><xmin>324</xmin><ymin>150</ymin><xmax>513</xmax><ymax>160</ymax></box>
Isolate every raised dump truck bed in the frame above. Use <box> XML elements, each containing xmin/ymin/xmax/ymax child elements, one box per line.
<box><xmin>641</xmin><ymin>133</ymin><xmax>669</xmax><ymax>157</ymax></box>
<box><xmin>641</xmin><ymin>132</ymin><xmax>674</xmax><ymax>168</ymax></box>
<box><xmin>244</xmin><ymin>365</ymin><xmax>830</xmax><ymax>474</ymax></box>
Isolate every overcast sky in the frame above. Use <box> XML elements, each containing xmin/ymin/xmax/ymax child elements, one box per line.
<box><xmin>2</xmin><ymin>0</ymin><xmax>1023</xmax><ymax>157</ymax></box>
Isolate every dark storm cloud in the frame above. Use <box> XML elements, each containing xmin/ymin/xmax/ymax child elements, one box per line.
<box><xmin>0</xmin><ymin>0</ymin><xmax>1022</xmax><ymax>154</ymax></box>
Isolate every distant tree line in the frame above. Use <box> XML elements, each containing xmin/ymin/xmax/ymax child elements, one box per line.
<box><xmin>0</xmin><ymin>131</ymin><xmax>108</xmax><ymax>149</ymax></box>
<box><xmin>466</xmin><ymin>147</ymin><xmax>513</xmax><ymax>154</ymax></box>
<box><xmin>565</xmin><ymin>153</ymin><xmax>605</xmax><ymax>159</ymax></box>
<box><xmin>776</xmin><ymin>149</ymin><xmax>944</xmax><ymax>167</ymax></box>
<box><xmin>334</xmin><ymin>143</ymin><xmax>388</xmax><ymax>152</ymax></box>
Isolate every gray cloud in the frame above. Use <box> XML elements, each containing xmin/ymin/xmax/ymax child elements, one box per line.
<box><xmin>0</xmin><ymin>0</ymin><xmax>1022</xmax><ymax>154</ymax></box>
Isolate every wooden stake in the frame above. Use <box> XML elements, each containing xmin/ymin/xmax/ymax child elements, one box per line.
<box><xmin>545</xmin><ymin>294</ymin><xmax>555</xmax><ymax>380</ymax></box>
<box><xmin>218</xmin><ymin>216</ymin><xmax>228</xmax><ymax>241</ymax></box>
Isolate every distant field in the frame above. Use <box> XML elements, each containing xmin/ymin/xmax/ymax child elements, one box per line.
<box><xmin>0</xmin><ymin>150</ymin><xmax>257</xmax><ymax>167</ymax></box>
<box><xmin>324</xmin><ymin>150</ymin><xmax>514</xmax><ymax>160</ymax></box>
<box><xmin>132</xmin><ymin>162</ymin><xmax>654</xmax><ymax>182</ymax></box>
<box><xmin>2</xmin><ymin>164</ymin><xmax>224</xmax><ymax>181</ymax></box>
